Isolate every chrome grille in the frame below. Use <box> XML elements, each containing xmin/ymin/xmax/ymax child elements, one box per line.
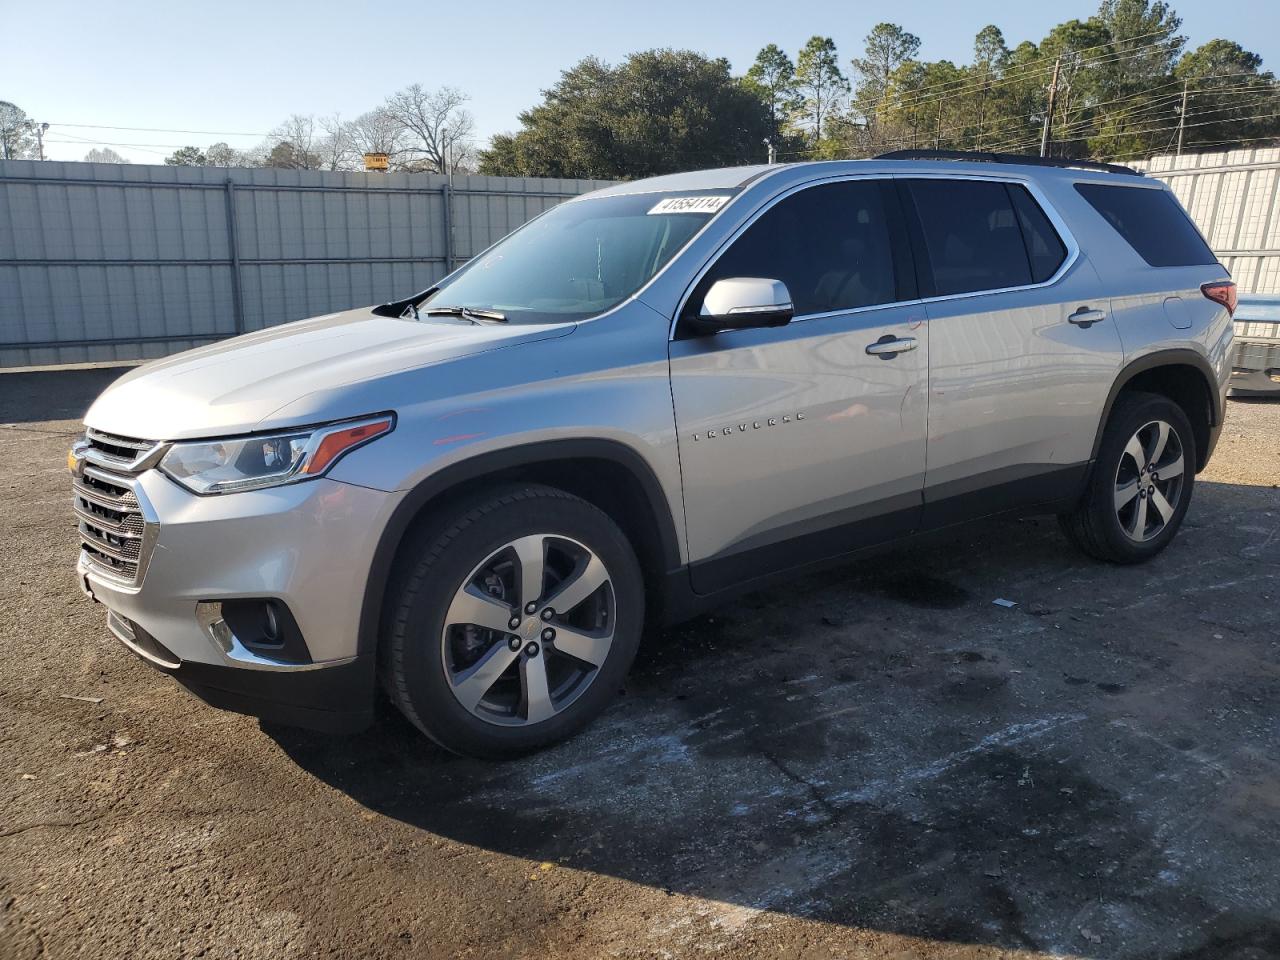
<box><xmin>73</xmin><ymin>430</ymin><xmax>163</xmax><ymax>585</ymax></box>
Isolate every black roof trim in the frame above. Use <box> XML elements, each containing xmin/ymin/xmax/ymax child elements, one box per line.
<box><xmin>874</xmin><ymin>150</ymin><xmax>1144</xmax><ymax>177</ymax></box>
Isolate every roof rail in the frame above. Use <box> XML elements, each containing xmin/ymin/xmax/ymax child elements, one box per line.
<box><xmin>874</xmin><ymin>149</ymin><xmax>1144</xmax><ymax>177</ymax></box>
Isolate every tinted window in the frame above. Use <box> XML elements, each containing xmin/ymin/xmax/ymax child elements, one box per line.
<box><xmin>1074</xmin><ymin>183</ymin><xmax>1216</xmax><ymax>268</ymax></box>
<box><xmin>906</xmin><ymin>179</ymin><xmax>1032</xmax><ymax>295</ymax></box>
<box><xmin>699</xmin><ymin>180</ymin><xmax>898</xmax><ymax>316</ymax></box>
<box><xmin>1009</xmin><ymin>184</ymin><xmax>1068</xmax><ymax>283</ymax></box>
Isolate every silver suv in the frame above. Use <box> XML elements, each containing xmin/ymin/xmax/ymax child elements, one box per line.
<box><xmin>72</xmin><ymin>152</ymin><xmax>1235</xmax><ymax>758</ymax></box>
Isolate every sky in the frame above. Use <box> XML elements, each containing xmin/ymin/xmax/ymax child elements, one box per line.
<box><xmin>4</xmin><ymin>0</ymin><xmax>1279</xmax><ymax>165</ymax></box>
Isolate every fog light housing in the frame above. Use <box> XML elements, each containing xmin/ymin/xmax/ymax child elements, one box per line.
<box><xmin>196</xmin><ymin>599</ymin><xmax>310</xmax><ymax>666</ymax></box>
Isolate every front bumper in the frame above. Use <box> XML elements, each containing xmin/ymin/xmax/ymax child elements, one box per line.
<box><xmin>78</xmin><ymin>469</ymin><xmax>400</xmax><ymax>732</ymax></box>
<box><xmin>94</xmin><ymin>608</ymin><xmax>377</xmax><ymax>731</ymax></box>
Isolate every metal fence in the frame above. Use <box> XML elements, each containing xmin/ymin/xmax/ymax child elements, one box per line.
<box><xmin>0</xmin><ymin>160</ymin><xmax>612</xmax><ymax>367</ymax></box>
<box><xmin>1134</xmin><ymin>146</ymin><xmax>1280</xmax><ymax>295</ymax></box>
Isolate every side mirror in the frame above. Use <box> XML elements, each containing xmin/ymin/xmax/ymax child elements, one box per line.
<box><xmin>689</xmin><ymin>277</ymin><xmax>794</xmax><ymax>334</ymax></box>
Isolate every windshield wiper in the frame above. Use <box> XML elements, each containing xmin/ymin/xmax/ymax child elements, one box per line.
<box><xmin>422</xmin><ymin>306</ymin><xmax>508</xmax><ymax>323</ymax></box>
<box><xmin>461</xmin><ymin>307</ymin><xmax>507</xmax><ymax>322</ymax></box>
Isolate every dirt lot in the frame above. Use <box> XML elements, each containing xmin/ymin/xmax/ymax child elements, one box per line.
<box><xmin>1</xmin><ymin>369</ymin><xmax>1278</xmax><ymax>960</ymax></box>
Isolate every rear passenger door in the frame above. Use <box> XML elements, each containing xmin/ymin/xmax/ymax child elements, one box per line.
<box><xmin>899</xmin><ymin>177</ymin><xmax>1124</xmax><ymax>521</ymax></box>
<box><xmin>669</xmin><ymin>178</ymin><xmax>927</xmax><ymax>593</ymax></box>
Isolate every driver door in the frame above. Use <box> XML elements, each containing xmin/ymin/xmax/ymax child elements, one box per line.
<box><xmin>668</xmin><ymin>178</ymin><xmax>929</xmax><ymax>594</ymax></box>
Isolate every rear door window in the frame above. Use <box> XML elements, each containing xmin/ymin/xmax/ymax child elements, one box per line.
<box><xmin>903</xmin><ymin>179</ymin><xmax>1033</xmax><ymax>296</ymax></box>
<box><xmin>1008</xmin><ymin>184</ymin><xmax>1068</xmax><ymax>283</ymax></box>
<box><xmin>1074</xmin><ymin>182</ymin><xmax>1217</xmax><ymax>267</ymax></box>
<box><xmin>695</xmin><ymin>179</ymin><xmax>903</xmax><ymax>317</ymax></box>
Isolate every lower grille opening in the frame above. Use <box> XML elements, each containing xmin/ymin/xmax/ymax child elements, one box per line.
<box><xmin>108</xmin><ymin>612</ymin><xmax>180</xmax><ymax>669</ymax></box>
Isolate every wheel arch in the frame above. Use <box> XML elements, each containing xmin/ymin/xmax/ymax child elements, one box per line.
<box><xmin>1091</xmin><ymin>349</ymin><xmax>1221</xmax><ymax>473</ymax></box>
<box><xmin>356</xmin><ymin>439</ymin><xmax>685</xmax><ymax>657</ymax></box>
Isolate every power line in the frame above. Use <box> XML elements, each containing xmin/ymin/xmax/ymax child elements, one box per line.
<box><xmin>883</xmin><ymin>36</ymin><xmax>1184</xmax><ymax>115</ymax></box>
<box><xmin>873</xmin><ymin>87</ymin><xmax>1176</xmax><ymax>151</ymax></box>
<box><xmin>43</xmin><ymin>130</ymin><xmax>173</xmax><ymax>158</ymax></box>
<box><xmin>46</xmin><ymin>136</ymin><xmax>219</xmax><ymax>150</ymax></box>
<box><xmin>873</xmin><ymin>76</ymin><xmax>1276</xmax><ymax>154</ymax></box>
<box><xmin>990</xmin><ymin>104</ymin><xmax>1280</xmax><ymax>157</ymax></box>
<box><xmin>1092</xmin><ymin>107</ymin><xmax>1280</xmax><ymax>142</ymax></box>
<box><xmin>43</xmin><ymin>121</ymin><xmax>270</xmax><ymax>138</ymax></box>
<box><xmin>1058</xmin><ymin>73</ymin><xmax>1276</xmax><ymax>122</ymax></box>
<box><xmin>1107</xmin><ymin>134</ymin><xmax>1280</xmax><ymax>162</ymax></box>
<box><xmin>884</xmin><ymin>30</ymin><xmax>1180</xmax><ymax>110</ymax></box>
<box><xmin>979</xmin><ymin>82</ymin><xmax>1279</xmax><ymax>153</ymax></box>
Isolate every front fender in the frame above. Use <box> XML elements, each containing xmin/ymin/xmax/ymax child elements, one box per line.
<box><xmin>311</xmin><ymin>303</ymin><xmax>686</xmax><ymax>656</ymax></box>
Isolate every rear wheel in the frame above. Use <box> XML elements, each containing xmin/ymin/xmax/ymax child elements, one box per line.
<box><xmin>1060</xmin><ymin>392</ymin><xmax>1196</xmax><ymax>563</ymax></box>
<box><xmin>380</xmin><ymin>484</ymin><xmax>644</xmax><ymax>758</ymax></box>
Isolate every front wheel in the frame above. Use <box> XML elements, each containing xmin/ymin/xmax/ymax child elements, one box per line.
<box><xmin>380</xmin><ymin>484</ymin><xmax>644</xmax><ymax>758</ymax></box>
<box><xmin>1060</xmin><ymin>392</ymin><xmax>1196</xmax><ymax>564</ymax></box>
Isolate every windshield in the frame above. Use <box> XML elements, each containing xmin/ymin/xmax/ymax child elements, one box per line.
<box><xmin>423</xmin><ymin>190</ymin><xmax>735</xmax><ymax>323</ymax></box>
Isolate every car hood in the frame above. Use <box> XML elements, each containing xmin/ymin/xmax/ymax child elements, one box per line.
<box><xmin>85</xmin><ymin>307</ymin><xmax>574</xmax><ymax>440</ymax></box>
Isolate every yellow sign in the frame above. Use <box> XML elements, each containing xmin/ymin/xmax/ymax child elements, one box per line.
<box><xmin>363</xmin><ymin>153</ymin><xmax>389</xmax><ymax>171</ymax></box>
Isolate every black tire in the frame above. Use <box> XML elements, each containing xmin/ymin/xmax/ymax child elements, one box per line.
<box><xmin>379</xmin><ymin>484</ymin><xmax>644</xmax><ymax>759</ymax></box>
<box><xmin>1059</xmin><ymin>391</ymin><xmax>1196</xmax><ymax>564</ymax></box>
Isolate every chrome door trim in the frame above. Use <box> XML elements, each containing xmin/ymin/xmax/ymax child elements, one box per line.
<box><xmin>668</xmin><ymin>171</ymin><xmax>1083</xmax><ymax>341</ymax></box>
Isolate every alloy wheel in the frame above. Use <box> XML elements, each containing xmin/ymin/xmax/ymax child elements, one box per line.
<box><xmin>1114</xmin><ymin>419</ymin><xmax>1185</xmax><ymax>543</ymax></box>
<box><xmin>440</xmin><ymin>534</ymin><xmax>615</xmax><ymax>726</ymax></box>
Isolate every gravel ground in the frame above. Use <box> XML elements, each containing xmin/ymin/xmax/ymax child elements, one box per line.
<box><xmin>1</xmin><ymin>370</ymin><xmax>1278</xmax><ymax>960</ymax></box>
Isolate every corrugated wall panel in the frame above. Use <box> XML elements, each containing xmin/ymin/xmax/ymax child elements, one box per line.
<box><xmin>0</xmin><ymin>160</ymin><xmax>608</xmax><ymax>366</ymax></box>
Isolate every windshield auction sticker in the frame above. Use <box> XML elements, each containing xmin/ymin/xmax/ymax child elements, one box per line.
<box><xmin>647</xmin><ymin>196</ymin><xmax>731</xmax><ymax>215</ymax></box>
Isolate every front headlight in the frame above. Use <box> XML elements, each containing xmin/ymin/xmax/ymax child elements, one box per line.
<box><xmin>159</xmin><ymin>414</ymin><xmax>394</xmax><ymax>495</ymax></box>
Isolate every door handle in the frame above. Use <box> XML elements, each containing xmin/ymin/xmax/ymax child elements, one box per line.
<box><xmin>866</xmin><ymin>336</ymin><xmax>918</xmax><ymax>358</ymax></box>
<box><xmin>1069</xmin><ymin>307</ymin><xmax>1107</xmax><ymax>328</ymax></box>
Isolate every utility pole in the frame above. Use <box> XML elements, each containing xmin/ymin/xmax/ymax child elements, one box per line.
<box><xmin>1176</xmin><ymin>78</ymin><xmax>1190</xmax><ymax>156</ymax></box>
<box><xmin>976</xmin><ymin>68</ymin><xmax>988</xmax><ymax>151</ymax></box>
<box><xmin>441</xmin><ymin>126</ymin><xmax>456</xmax><ymax>273</ymax></box>
<box><xmin>1040</xmin><ymin>55</ymin><xmax>1062</xmax><ymax>158</ymax></box>
<box><xmin>35</xmin><ymin>122</ymin><xmax>49</xmax><ymax>161</ymax></box>
<box><xmin>934</xmin><ymin>100</ymin><xmax>943</xmax><ymax>150</ymax></box>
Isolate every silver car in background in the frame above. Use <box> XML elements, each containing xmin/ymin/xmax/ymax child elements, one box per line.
<box><xmin>71</xmin><ymin>151</ymin><xmax>1235</xmax><ymax>758</ymax></box>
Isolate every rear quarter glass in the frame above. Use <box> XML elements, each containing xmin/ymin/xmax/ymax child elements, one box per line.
<box><xmin>1073</xmin><ymin>182</ymin><xmax>1217</xmax><ymax>268</ymax></box>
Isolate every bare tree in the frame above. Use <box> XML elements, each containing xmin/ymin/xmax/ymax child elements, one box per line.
<box><xmin>236</xmin><ymin>141</ymin><xmax>271</xmax><ymax>168</ymax></box>
<box><xmin>83</xmin><ymin>147</ymin><xmax>129</xmax><ymax>164</ymax></box>
<box><xmin>316</xmin><ymin>113</ymin><xmax>357</xmax><ymax>170</ymax></box>
<box><xmin>383</xmin><ymin>84</ymin><xmax>475</xmax><ymax>173</ymax></box>
<box><xmin>267</xmin><ymin>114</ymin><xmax>320</xmax><ymax>169</ymax></box>
<box><xmin>347</xmin><ymin>107</ymin><xmax>409</xmax><ymax>168</ymax></box>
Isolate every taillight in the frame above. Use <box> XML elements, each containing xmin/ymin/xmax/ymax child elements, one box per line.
<box><xmin>1201</xmin><ymin>280</ymin><xmax>1237</xmax><ymax>317</ymax></box>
